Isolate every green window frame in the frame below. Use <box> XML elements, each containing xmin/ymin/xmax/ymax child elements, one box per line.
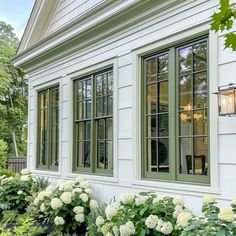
<box><xmin>142</xmin><ymin>37</ymin><xmax>209</xmax><ymax>184</ymax></box>
<box><xmin>73</xmin><ymin>69</ymin><xmax>113</xmax><ymax>176</ymax></box>
<box><xmin>37</xmin><ymin>86</ymin><xmax>59</xmax><ymax>170</ymax></box>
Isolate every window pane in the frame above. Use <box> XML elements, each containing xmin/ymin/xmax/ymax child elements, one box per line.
<box><xmin>158</xmin><ymin>54</ymin><xmax>168</xmax><ymax>74</ymax></box>
<box><xmin>86</xmin><ymin>79</ymin><xmax>92</xmax><ymax>99</ymax></box>
<box><xmin>179</xmin><ymin>46</ymin><xmax>192</xmax><ymax>75</ymax></box>
<box><xmin>146</xmin><ymin>58</ymin><xmax>157</xmax><ymax>82</ymax></box>
<box><xmin>147</xmin><ymin>139</ymin><xmax>157</xmax><ymax>172</ymax></box>
<box><xmin>179</xmin><ymin>75</ymin><xmax>192</xmax><ymax>110</ymax></box>
<box><xmin>194</xmin><ymin>110</ymin><xmax>207</xmax><ymax>136</ymax></box>
<box><xmin>78</xmin><ymin>122</ymin><xmax>85</xmax><ymax>140</ymax></box>
<box><xmin>106</xmin><ymin>118</ymin><xmax>113</xmax><ymax>139</ymax></box>
<box><xmin>96</xmin><ymin>97</ymin><xmax>102</xmax><ymax>117</ymax></box>
<box><xmin>86</xmin><ymin>121</ymin><xmax>91</xmax><ymax>140</ymax></box>
<box><xmin>179</xmin><ymin>111</ymin><xmax>192</xmax><ymax>136</ymax></box>
<box><xmin>158</xmin><ymin>114</ymin><xmax>168</xmax><ymax>137</ymax></box>
<box><xmin>97</xmin><ymin>119</ymin><xmax>105</xmax><ymax>139</ymax></box>
<box><xmin>158</xmin><ymin>81</ymin><xmax>168</xmax><ymax>112</ymax></box>
<box><xmin>147</xmin><ymin>84</ymin><xmax>157</xmax><ymax>114</ymax></box>
<box><xmin>147</xmin><ymin>115</ymin><xmax>156</xmax><ymax>138</ymax></box>
<box><xmin>107</xmin><ymin>72</ymin><xmax>113</xmax><ymax>94</ymax></box>
<box><xmin>194</xmin><ymin>72</ymin><xmax>207</xmax><ymax>109</ymax></box>
<box><xmin>77</xmin><ymin>82</ymin><xmax>83</xmax><ymax>102</ymax></box>
<box><xmin>179</xmin><ymin>138</ymin><xmax>193</xmax><ymax>174</ymax></box>
<box><xmin>77</xmin><ymin>141</ymin><xmax>90</xmax><ymax>168</ymax></box>
<box><xmin>158</xmin><ymin>138</ymin><xmax>169</xmax><ymax>172</ymax></box>
<box><xmin>107</xmin><ymin>95</ymin><xmax>113</xmax><ymax>116</ymax></box>
<box><xmin>106</xmin><ymin>141</ymin><xmax>113</xmax><ymax>170</ymax></box>
<box><xmin>194</xmin><ymin>137</ymin><xmax>208</xmax><ymax>175</ymax></box>
<box><xmin>193</xmin><ymin>42</ymin><xmax>207</xmax><ymax>72</ymax></box>
<box><xmin>96</xmin><ymin>75</ymin><xmax>102</xmax><ymax>96</ymax></box>
<box><xmin>86</xmin><ymin>100</ymin><xmax>91</xmax><ymax>118</ymax></box>
<box><xmin>102</xmin><ymin>74</ymin><xmax>107</xmax><ymax>95</ymax></box>
<box><xmin>97</xmin><ymin>141</ymin><xmax>105</xmax><ymax>169</ymax></box>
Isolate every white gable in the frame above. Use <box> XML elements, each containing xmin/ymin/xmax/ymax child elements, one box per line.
<box><xmin>46</xmin><ymin>0</ymin><xmax>105</xmax><ymax>35</ymax></box>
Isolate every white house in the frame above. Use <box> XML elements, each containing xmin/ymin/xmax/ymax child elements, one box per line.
<box><xmin>13</xmin><ymin>0</ymin><xmax>236</xmax><ymax>213</ymax></box>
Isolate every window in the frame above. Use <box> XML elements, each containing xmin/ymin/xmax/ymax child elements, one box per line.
<box><xmin>73</xmin><ymin>69</ymin><xmax>113</xmax><ymax>175</ymax></box>
<box><xmin>37</xmin><ymin>86</ymin><xmax>59</xmax><ymax>170</ymax></box>
<box><xmin>142</xmin><ymin>37</ymin><xmax>209</xmax><ymax>184</ymax></box>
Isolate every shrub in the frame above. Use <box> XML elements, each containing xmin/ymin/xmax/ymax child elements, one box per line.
<box><xmin>33</xmin><ymin>176</ymin><xmax>99</xmax><ymax>235</ymax></box>
<box><xmin>180</xmin><ymin>195</ymin><xmax>236</xmax><ymax>236</ymax></box>
<box><xmin>0</xmin><ymin>169</ymin><xmax>16</xmax><ymax>179</ymax></box>
<box><xmin>33</xmin><ymin>176</ymin><xmax>51</xmax><ymax>192</ymax></box>
<box><xmin>0</xmin><ymin>169</ymin><xmax>34</xmax><ymax>213</ymax></box>
<box><xmin>0</xmin><ymin>139</ymin><xmax>7</xmax><ymax>169</ymax></box>
<box><xmin>87</xmin><ymin>192</ymin><xmax>190</xmax><ymax>236</ymax></box>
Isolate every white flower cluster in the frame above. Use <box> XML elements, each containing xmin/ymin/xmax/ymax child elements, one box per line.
<box><xmin>120</xmin><ymin>192</ymin><xmax>135</xmax><ymax>205</ymax></box>
<box><xmin>54</xmin><ymin>216</ymin><xmax>65</xmax><ymax>225</ymax></box>
<box><xmin>73</xmin><ymin>206</ymin><xmax>84</xmax><ymax>223</ymax></box>
<box><xmin>119</xmin><ymin>221</ymin><xmax>135</xmax><ymax>236</ymax></box>
<box><xmin>105</xmin><ymin>202</ymin><xmax>119</xmax><ymax>220</ymax></box>
<box><xmin>134</xmin><ymin>195</ymin><xmax>148</xmax><ymax>206</ymax></box>
<box><xmin>173</xmin><ymin>196</ymin><xmax>184</xmax><ymax>206</ymax></box>
<box><xmin>218</xmin><ymin>208</ymin><xmax>235</xmax><ymax>222</ymax></box>
<box><xmin>145</xmin><ymin>214</ymin><xmax>173</xmax><ymax>235</ymax></box>
<box><xmin>202</xmin><ymin>194</ymin><xmax>215</xmax><ymax>205</ymax></box>
<box><xmin>20</xmin><ymin>169</ymin><xmax>32</xmax><ymax>182</ymax></box>
<box><xmin>176</xmin><ymin>212</ymin><xmax>192</xmax><ymax>227</ymax></box>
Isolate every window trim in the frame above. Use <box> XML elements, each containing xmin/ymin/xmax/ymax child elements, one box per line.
<box><xmin>72</xmin><ymin>68</ymin><xmax>114</xmax><ymax>176</ymax></box>
<box><xmin>141</xmin><ymin>36</ymin><xmax>209</xmax><ymax>184</ymax></box>
<box><xmin>132</xmin><ymin>25</ymin><xmax>219</xmax><ymax>192</ymax></box>
<box><xmin>36</xmin><ymin>85</ymin><xmax>59</xmax><ymax>171</ymax></box>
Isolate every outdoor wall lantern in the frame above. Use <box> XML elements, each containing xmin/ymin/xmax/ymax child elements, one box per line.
<box><xmin>216</xmin><ymin>83</ymin><xmax>236</xmax><ymax>116</ymax></box>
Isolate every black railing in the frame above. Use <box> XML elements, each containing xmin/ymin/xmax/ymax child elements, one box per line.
<box><xmin>6</xmin><ymin>157</ymin><xmax>27</xmax><ymax>173</ymax></box>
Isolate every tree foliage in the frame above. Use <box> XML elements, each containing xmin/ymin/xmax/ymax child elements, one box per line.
<box><xmin>0</xmin><ymin>20</ymin><xmax>27</xmax><ymax>157</ymax></box>
<box><xmin>211</xmin><ymin>0</ymin><xmax>236</xmax><ymax>51</ymax></box>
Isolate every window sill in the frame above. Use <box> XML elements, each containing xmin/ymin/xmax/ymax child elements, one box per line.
<box><xmin>33</xmin><ymin>169</ymin><xmax>61</xmax><ymax>177</ymax></box>
<box><xmin>132</xmin><ymin>179</ymin><xmax>220</xmax><ymax>196</ymax></box>
<box><xmin>66</xmin><ymin>173</ymin><xmax>118</xmax><ymax>184</ymax></box>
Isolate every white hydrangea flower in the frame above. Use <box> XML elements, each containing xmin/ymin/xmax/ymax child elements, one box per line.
<box><xmin>119</xmin><ymin>221</ymin><xmax>135</xmax><ymax>236</ymax></box>
<box><xmin>73</xmin><ymin>206</ymin><xmax>84</xmax><ymax>214</ymax></box>
<box><xmin>105</xmin><ymin>202</ymin><xmax>119</xmax><ymax>220</ymax></box>
<box><xmin>79</xmin><ymin>181</ymin><xmax>90</xmax><ymax>189</ymax></box>
<box><xmin>58</xmin><ymin>180</ymin><xmax>74</xmax><ymax>192</ymax></box>
<box><xmin>60</xmin><ymin>192</ymin><xmax>72</xmax><ymax>204</ymax></box>
<box><xmin>120</xmin><ymin>192</ymin><xmax>135</xmax><ymax>205</ymax></box>
<box><xmin>54</xmin><ymin>216</ymin><xmax>65</xmax><ymax>225</ymax></box>
<box><xmin>218</xmin><ymin>208</ymin><xmax>235</xmax><ymax>222</ymax></box>
<box><xmin>79</xmin><ymin>193</ymin><xmax>89</xmax><ymax>203</ymax></box>
<box><xmin>17</xmin><ymin>190</ymin><xmax>23</xmax><ymax>195</ymax></box>
<box><xmin>85</xmin><ymin>188</ymin><xmax>93</xmax><ymax>195</ymax></box>
<box><xmin>46</xmin><ymin>185</ymin><xmax>56</xmax><ymax>192</ymax></box>
<box><xmin>145</xmin><ymin>214</ymin><xmax>158</xmax><ymax>229</ymax></box>
<box><xmin>75</xmin><ymin>176</ymin><xmax>86</xmax><ymax>183</ymax></box>
<box><xmin>155</xmin><ymin>219</ymin><xmax>164</xmax><ymax>232</ymax></box>
<box><xmin>176</xmin><ymin>212</ymin><xmax>192</xmax><ymax>227</ymax></box>
<box><xmin>101</xmin><ymin>223</ymin><xmax>111</xmax><ymax>235</ymax></box>
<box><xmin>159</xmin><ymin>222</ymin><xmax>173</xmax><ymax>235</ymax></box>
<box><xmin>96</xmin><ymin>216</ymin><xmax>105</xmax><ymax>227</ymax></box>
<box><xmin>112</xmin><ymin>226</ymin><xmax>119</xmax><ymax>236</ymax></box>
<box><xmin>173</xmin><ymin>196</ymin><xmax>184</xmax><ymax>206</ymax></box>
<box><xmin>135</xmin><ymin>195</ymin><xmax>148</xmax><ymax>206</ymax></box>
<box><xmin>20</xmin><ymin>175</ymin><xmax>30</xmax><ymax>182</ymax></box>
<box><xmin>40</xmin><ymin>203</ymin><xmax>45</xmax><ymax>212</ymax></box>
<box><xmin>37</xmin><ymin>190</ymin><xmax>52</xmax><ymax>201</ymax></box>
<box><xmin>21</xmin><ymin>169</ymin><xmax>31</xmax><ymax>175</ymax></box>
<box><xmin>72</xmin><ymin>188</ymin><xmax>82</xmax><ymax>195</ymax></box>
<box><xmin>75</xmin><ymin>213</ymin><xmax>84</xmax><ymax>223</ymax></box>
<box><xmin>89</xmin><ymin>199</ymin><xmax>99</xmax><ymax>210</ymax></box>
<box><xmin>51</xmin><ymin>198</ymin><xmax>63</xmax><ymax>209</ymax></box>
<box><xmin>232</xmin><ymin>197</ymin><xmax>236</xmax><ymax>205</ymax></box>
<box><xmin>173</xmin><ymin>205</ymin><xmax>184</xmax><ymax>218</ymax></box>
<box><xmin>202</xmin><ymin>194</ymin><xmax>215</xmax><ymax>204</ymax></box>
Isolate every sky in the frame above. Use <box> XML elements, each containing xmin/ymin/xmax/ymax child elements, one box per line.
<box><xmin>0</xmin><ymin>0</ymin><xmax>35</xmax><ymax>39</ymax></box>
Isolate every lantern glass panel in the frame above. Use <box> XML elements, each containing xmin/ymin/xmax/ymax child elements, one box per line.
<box><xmin>219</xmin><ymin>89</ymin><xmax>236</xmax><ymax>115</ymax></box>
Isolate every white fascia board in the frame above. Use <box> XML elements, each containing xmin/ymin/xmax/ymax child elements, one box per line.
<box><xmin>12</xmin><ymin>0</ymin><xmax>156</xmax><ymax>67</ymax></box>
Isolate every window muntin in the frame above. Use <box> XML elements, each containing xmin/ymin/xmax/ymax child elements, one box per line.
<box><xmin>74</xmin><ymin>69</ymin><xmax>113</xmax><ymax>175</ymax></box>
<box><xmin>38</xmin><ymin>86</ymin><xmax>59</xmax><ymax>170</ymax></box>
<box><xmin>142</xmin><ymin>38</ymin><xmax>209</xmax><ymax>183</ymax></box>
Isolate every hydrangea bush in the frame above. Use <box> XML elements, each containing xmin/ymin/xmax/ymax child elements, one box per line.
<box><xmin>87</xmin><ymin>192</ymin><xmax>191</xmax><ymax>236</ymax></box>
<box><xmin>33</xmin><ymin>176</ymin><xmax>99</xmax><ymax>234</ymax></box>
<box><xmin>0</xmin><ymin>169</ymin><xmax>34</xmax><ymax>212</ymax></box>
<box><xmin>180</xmin><ymin>195</ymin><xmax>236</xmax><ymax>236</ymax></box>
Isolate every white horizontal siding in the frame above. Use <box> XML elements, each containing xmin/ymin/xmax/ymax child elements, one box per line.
<box><xmin>27</xmin><ymin>0</ymin><xmax>236</xmax><ymax>213</ymax></box>
<box><xmin>47</xmin><ymin>0</ymin><xmax>105</xmax><ymax>35</ymax></box>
